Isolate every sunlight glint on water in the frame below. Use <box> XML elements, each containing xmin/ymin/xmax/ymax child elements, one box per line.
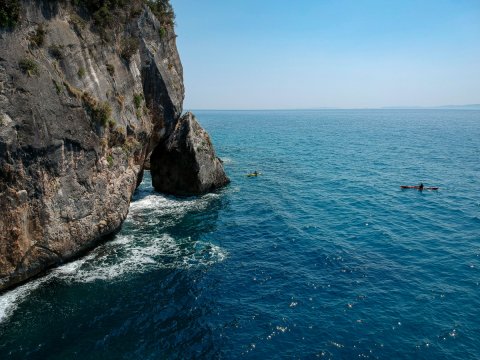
<box><xmin>0</xmin><ymin>110</ymin><xmax>479</xmax><ymax>359</ymax></box>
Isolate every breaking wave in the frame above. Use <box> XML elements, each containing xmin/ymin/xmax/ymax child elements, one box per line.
<box><xmin>0</xmin><ymin>179</ymin><xmax>227</xmax><ymax>324</ymax></box>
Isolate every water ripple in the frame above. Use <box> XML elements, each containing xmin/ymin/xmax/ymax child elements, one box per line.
<box><xmin>1</xmin><ymin>110</ymin><xmax>480</xmax><ymax>359</ymax></box>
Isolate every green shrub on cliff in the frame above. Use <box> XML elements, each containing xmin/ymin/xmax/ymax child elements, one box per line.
<box><xmin>72</xmin><ymin>0</ymin><xmax>130</xmax><ymax>37</ymax></box>
<box><xmin>73</xmin><ymin>0</ymin><xmax>128</xmax><ymax>13</ymax></box>
<box><xmin>120</xmin><ymin>37</ymin><xmax>139</xmax><ymax>61</ymax></box>
<box><xmin>30</xmin><ymin>24</ymin><xmax>47</xmax><ymax>47</ymax></box>
<box><xmin>92</xmin><ymin>101</ymin><xmax>112</xmax><ymax>126</ymax></box>
<box><xmin>1</xmin><ymin>0</ymin><xmax>175</xmax><ymax>31</ymax></box>
<box><xmin>133</xmin><ymin>93</ymin><xmax>143</xmax><ymax>109</ymax></box>
<box><xmin>0</xmin><ymin>0</ymin><xmax>20</xmax><ymax>29</ymax></box>
<box><xmin>19</xmin><ymin>58</ymin><xmax>39</xmax><ymax>76</ymax></box>
<box><xmin>74</xmin><ymin>0</ymin><xmax>141</xmax><ymax>28</ymax></box>
<box><xmin>78</xmin><ymin>67</ymin><xmax>86</xmax><ymax>78</ymax></box>
<box><xmin>49</xmin><ymin>45</ymin><xmax>64</xmax><ymax>60</ymax></box>
<box><xmin>106</xmin><ymin>154</ymin><xmax>114</xmax><ymax>167</ymax></box>
<box><xmin>145</xmin><ymin>0</ymin><xmax>175</xmax><ymax>26</ymax></box>
<box><xmin>158</xmin><ymin>27</ymin><xmax>166</xmax><ymax>38</ymax></box>
<box><xmin>106</xmin><ymin>63</ymin><xmax>115</xmax><ymax>76</ymax></box>
<box><xmin>92</xmin><ymin>4</ymin><xmax>115</xmax><ymax>29</ymax></box>
<box><xmin>81</xmin><ymin>92</ymin><xmax>112</xmax><ymax>126</ymax></box>
<box><xmin>69</xmin><ymin>13</ymin><xmax>86</xmax><ymax>33</ymax></box>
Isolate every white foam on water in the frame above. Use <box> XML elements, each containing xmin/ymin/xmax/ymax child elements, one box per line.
<box><xmin>220</xmin><ymin>157</ymin><xmax>233</xmax><ymax>164</ymax></box>
<box><xmin>0</xmin><ymin>254</ymin><xmax>95</xmax><ymax>324</ymax></box>
<box><xmin>0</xmin><ymin>276</ymin><xmax>47</xmax><ymax>324</ymax></box>
<box><xmin>0</xmin><ymin>190</ymin><xmax>227</xmax><ymax>324</ymax></box>
<box><xmin>181</xmin><ymin>241</ymin><xmax>228</xmax><ymax>268</ymax></box>
<box><xmin>61</xmin><ymin>234</ymin><xmax>177</xmax><ymax>283</ymax></box>
<box><xmin>127</xmin><ymin>193</ymin><xmax>220</xmax><ymax>226</ymax></box>
<box><xmin>56</xmin><ymin>233</ymin><xmax>228</xmax><ymax>284</ymax></box>
<box><xmin>130</xmin><ymin>192</ymin><xmax>219</xmax><ymax>214</ymax></box>
<box><xmin>0</xmin><ymin>233</ymin><xmax>228</xmax><ymax>323</ymax></box>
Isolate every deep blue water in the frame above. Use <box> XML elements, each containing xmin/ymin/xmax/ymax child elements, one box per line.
<box><xmin>1</xmin><ymin>110</ymin><xmax>479</xmax><ymax>359</ymax></box>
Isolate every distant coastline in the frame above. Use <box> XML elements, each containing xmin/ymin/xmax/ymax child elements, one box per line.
<box><xmin>187</xmin><ymin>104</ymin><xmax>480</xmax><ymax>111</ymax></box>
<box><xmin>381</xmin><ymin>104</ymin><xmax>480</xmax><ymax>110</ymax></box>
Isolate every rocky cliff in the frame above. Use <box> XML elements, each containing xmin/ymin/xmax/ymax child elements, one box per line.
<box><xmin>0</xmin><ymin>0</ymin><xmax>229</xmax><ymax>291</ymax></box>
<box><xmin>151</xmin><ymin>112</ymin><xmax>230</xmax><ymax>195</ymax></box>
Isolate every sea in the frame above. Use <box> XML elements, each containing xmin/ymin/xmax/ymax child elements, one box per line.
<box><xmin>0</xmin><ymin>109</ymin><xmax>479</xmax><ymax>359</ymax></box>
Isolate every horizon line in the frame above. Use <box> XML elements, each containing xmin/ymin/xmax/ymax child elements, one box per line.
<box><xmin>184</xmin><ymin>104</ymin><xmax>480</xmax><ymax>112</ymax></box>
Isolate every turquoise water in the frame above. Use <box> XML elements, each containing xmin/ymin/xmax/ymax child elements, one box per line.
<box><xmin>1</xmin><ymin>110</ymin><xmax>479</xmax><ymax>359</ymax></box>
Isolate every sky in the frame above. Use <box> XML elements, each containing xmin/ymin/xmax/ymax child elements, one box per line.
<box><xmin>170</xmin><ymin>0</ymin><xmax>480</xmax><ymax>110</ymax></box>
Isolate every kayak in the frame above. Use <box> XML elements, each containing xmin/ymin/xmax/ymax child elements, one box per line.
<box><xmin>400</xmin><ymin>186</ymin><xmax>439</xmax><ymax>190</ymax></box>
<box><xmin>247</xmin><ymin>173</ymin><xmax>259</xmax><ymax>177</ymax></box>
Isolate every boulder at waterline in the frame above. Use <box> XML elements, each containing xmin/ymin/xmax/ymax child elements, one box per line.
<box><xmin>150</xmin><ymin>112</ymin><xmax>229</xmax><ymax>195</ymax></box>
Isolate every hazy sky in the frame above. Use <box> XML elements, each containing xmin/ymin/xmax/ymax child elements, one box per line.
<box><xmin>170</xmin><ymin>0</ymin><xmax>480</xmax><ymax>109</ymax></box>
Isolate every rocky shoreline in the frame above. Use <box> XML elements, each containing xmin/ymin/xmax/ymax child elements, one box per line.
<box><xmin>0</xmin><ymin>0</ymin><xmax>229</xmax><ymax>291</ymax></box>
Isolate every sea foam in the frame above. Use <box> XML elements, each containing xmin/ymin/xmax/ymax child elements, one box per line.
<box><xmin>0</xmin><ymin>190</ymin><xmax>227</xmax><ymax>324</ymax></box>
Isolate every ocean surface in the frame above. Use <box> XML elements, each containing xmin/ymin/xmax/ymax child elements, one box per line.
<box><xmin>1</xmin><ymin>109</ymin><xmax>479</xmax><ymax>359</ymax></box>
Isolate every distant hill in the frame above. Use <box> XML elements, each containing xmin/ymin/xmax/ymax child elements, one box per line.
<box><xmin>381</xmin><ymin>104</ymin><xmax>480</xmax><ymax>110</ymax></box>
<box><xmin>436</xmin><ymin>104</ymin><xmax>480</xmax><ymax>110</ymax></box>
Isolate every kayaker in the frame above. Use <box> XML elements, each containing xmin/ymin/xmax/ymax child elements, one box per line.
<box><xmin>419</xmin><ymin>183</ymin><xmax>424</xmax><ymax>191</ymax></box>
<box><xmin>253</xmin><ymin>170</ymin><xmax>258</xmax><ymax>176</ymax></box>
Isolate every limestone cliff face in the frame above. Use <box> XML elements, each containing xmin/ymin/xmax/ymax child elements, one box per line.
<box><xmin>0</xmin><ymin>0</ymin><xmax>226</xmax><ymax>291</ymax></box>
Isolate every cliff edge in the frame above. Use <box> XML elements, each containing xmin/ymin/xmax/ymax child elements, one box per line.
<box><xmin>0</xmin><ymin>0</ymin><xmax>229</xmax><ymax>291</ymax></box>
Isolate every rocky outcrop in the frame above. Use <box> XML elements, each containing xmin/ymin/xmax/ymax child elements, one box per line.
<box><xmin>151</xmin><ymin>112</ymin><xmax>229</xmax><ymax>195</ymax></box>
<box><xmin>0</xmin><ymin>0</ymin><xmax>228</xmax><ymax>291</ymax></box>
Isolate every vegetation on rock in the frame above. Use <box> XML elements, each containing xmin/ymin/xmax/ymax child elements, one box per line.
<box><xmin>48</xmin><ymin>45</ymin><xmax>64</xmax><ymax>60</ymax></box>
<box><xmin>19</xmin><ymin>58</ymin><xmax>39</xmax><ymax>76</ymax></box>
<box><xmin>30</xmin><ymin>24</ymin><xmax>47</xmax><ymax>47</ymax></box>
<box><xmin>53</xmin><ymin>80</ymin><xmax>63</xmax><ymax>94</ymax></box>
<box><xmin>120</xmin><ymin>37</ymin><xmax>139</xmax><ymax>61</ymax></box>
<box><xmin>158</xmin><ymin>27</ymin><xmax>166</xmax><ymax>38</ymax></box>
<box><xmin>69</xmin><ymin>13</ymin><xmax>86</xmax><ymax>32</ymax></box>
<box><xmin>133</xmin><ymin>93</ymin><xmax>143</xmax><ymax>109</ymax></box>
<box><xmin>106</xmin><ymin>154</ymin><xmax>114</xmax><ymax>166</ymax></box>
<box><xmin>106</xmin><ymin>63</ymin><xmax>115</xmax><ymax>76</ymax></box>
<box><xmin>78</xmin><ymin>67</ymin><xmax>86</xmax><ymax>78</ymax></box>
<box><xmin>80</xmin><ymin>91</ymin><xmax>113</xmax><ymax>126</ymax></box>
<box><xmin>2</xmin><ymin>0</ymin><xmax>174</xmax><ymax>33</ymax></box>
<box><xmin>145</xmin><ymin>0</ymin><xmax>175</xmax><ymax>26</ymax></box>
<box><xmin>74</xmin><ymin>0</ymin><xmax>174</xmax><ymax>31</ymax></box>
<box><xmin>0</xmin><ymin>0</ymin><xmax>20</xmax><ymax>28</ymax></box>
<box><xmin>63</xmin><ymin>84</ymin><xmax>113</xmax><ymax>128</ymax></box>
<box><xmin>88</xmin><ymin>99</ymin><xmax>112</xmax><ymax>126</ymax></box>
